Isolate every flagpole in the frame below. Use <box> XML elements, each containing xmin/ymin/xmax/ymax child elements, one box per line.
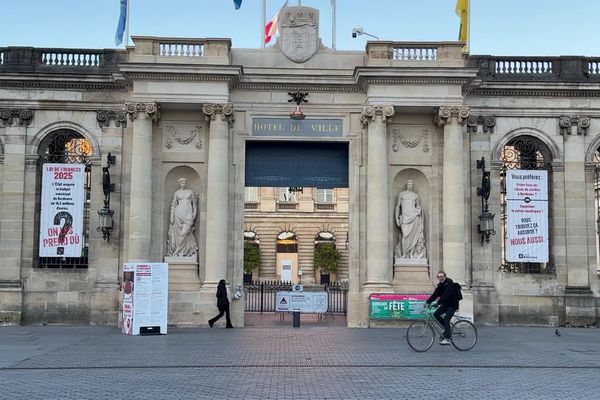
<box><xmin>467</xmin><ymin>0</ymin><xmax>471</xmax><ymax>53</ymax></box>
<box><xmin>261</xmin><ymin>0</ymin><xmax>266</xmax><ymax>49</ymax></box>
<box><xmin>331</xmin><ymin>0</ymin><xmax>336</xmax><ymax>50</ymax></box>
<box><xmin>125</xmin><ymin>0</ymin><xmax>130</xmax><ymax>46</ymax></box>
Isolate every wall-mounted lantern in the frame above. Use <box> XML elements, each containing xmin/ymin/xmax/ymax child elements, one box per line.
<box><xmin>97</xmin><ymin>153</ymin><xmax>116</xmax><ymax>241</ymax></box>
<box><xmin>476</xmin><ymin>157</ymin><xmax>496</xmax><ymax>245</ymax></box>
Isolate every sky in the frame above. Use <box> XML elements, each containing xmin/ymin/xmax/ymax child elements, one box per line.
<box><xmin>0</xmin><ymin>0</ymin><xmax>599</xmax><ymax>56</ymax></box>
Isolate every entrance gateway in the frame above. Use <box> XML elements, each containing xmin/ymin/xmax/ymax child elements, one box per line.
<box><xmin>243</xmin><ymin>117</ymin><xmax>350</xmax><ymax>323</ymax></box>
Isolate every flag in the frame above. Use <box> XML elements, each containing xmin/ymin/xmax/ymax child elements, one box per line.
<box><xmin>455</xmin><ymin>0</ymin><xmax>469</xmax><ymax>49</ymax></box>
<box><xmin>265</xmin><ymin>0</ymin><xmax>289</xmax><ymax>44</ymax></box>
<box><xmin>115</xmin><ymin>0</ymin><xmax>128</xmax><ymax>46</ymax></box>
<box><xmin>233</xmin><ymin>0</ymin><xmax>243</xmax><ymax>10</ymax></box>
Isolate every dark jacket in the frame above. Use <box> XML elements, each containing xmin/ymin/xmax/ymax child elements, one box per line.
<box><xmin>426</xmin><ymin>278</ymin><xmax>459</xmax><ymax>309</ymax></box>
<box><xmin>216</xmin><ymin>282</ymin><xmax>230</xmax><ymax>309</ymax></box>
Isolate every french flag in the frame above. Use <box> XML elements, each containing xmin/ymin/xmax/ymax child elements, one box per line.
<box><xmin>265</xmin><ymin>0</ymin><xmax>289</xmax><ymax>44</ymax></box>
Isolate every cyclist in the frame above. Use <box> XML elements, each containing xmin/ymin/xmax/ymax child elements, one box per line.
<box><xmin>425</xmin><ymin>271</ymin><xmax>460</xmax><ymax>345</ymax></box>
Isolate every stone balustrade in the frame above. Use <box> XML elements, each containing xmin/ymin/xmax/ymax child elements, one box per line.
<box><xmin>468</xmin><ymin>55</ymin><xmax>600</xmax><ymax>81</ymax></box>
<box><xmin>365</xmin><ymin>41</ymin><xmax>464</xmax><ymax>67</ymax></box>
<box><xmin>128</xmin><ymin>36</ymin><xmax>231</xmax><ymax>64</ymax></box>
<box><xmin>589</xmin><ymin>59</ymin><xmax>600</xmax><ymax>75</ymax></box>
<box><xmin>0</xmin><ymin>47</ymin><xmax>122</xmax><ymax>71</ymax></box>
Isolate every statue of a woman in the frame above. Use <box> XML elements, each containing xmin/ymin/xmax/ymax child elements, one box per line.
<box><xmin>166</xmin><ymin>178</ymin><xmax>199</xmax><ymax>257</ymax></box>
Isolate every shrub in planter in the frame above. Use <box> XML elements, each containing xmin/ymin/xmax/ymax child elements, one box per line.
<box><xmin>314</xmin><ymin>242</ymin><xmax>341</xmax><ymax>274</ymax></box>
<box><xmin>244</xmin><ymin>241</ymin><xmax>261</xmax><ymax>275</ymax></box>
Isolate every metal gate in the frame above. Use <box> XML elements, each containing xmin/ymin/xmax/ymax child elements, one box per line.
<box><xmin>244</xmin><ymin>280</ymin><xmax>348</xmax><ymax>314</ymax></box>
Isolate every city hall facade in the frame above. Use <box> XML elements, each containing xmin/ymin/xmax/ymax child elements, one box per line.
<box><xmin>1</xmin><ymin>6</ymin><xmax>599</xmax><ymax>328</ymax></box>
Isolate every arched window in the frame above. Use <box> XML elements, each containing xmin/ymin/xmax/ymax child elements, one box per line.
<box><xmin>36</xmin><ymin>130</ymin><xmax>92</xmax><ymax>268</ymax></box>
<box><xmin>593</xmin><ymin>149</ymin><xmax>600</xmax><ymax>273</ymax></box>
<box><xmin>500</xmin><ymin>135</ymin><xmax>553</xmax><ymax>274</ymax></box>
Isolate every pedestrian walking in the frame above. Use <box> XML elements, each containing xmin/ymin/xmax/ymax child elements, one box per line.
<box><xmin>208</xmin><ymin>279</ymin><xmax>233</xmax><ymax>328</ymax></box>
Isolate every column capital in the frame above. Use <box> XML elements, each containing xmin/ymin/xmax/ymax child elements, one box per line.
<box><xmin>435</xmin><ymin>106</ymin><xmax>470</xmax><ymax>126</ymax></box>
<box><xmin>202</xmin><ymin>103</ymin><xmax>234</xmax><ymax>124</ymax></box>
<box><xmin>97</xmin><ymin>110</ymin><xmax>127</xmax><ymax>128</ymax></box>
<box><xmin>0</xmin><ymin>108</ymin><xmax>33</xmax><ymax>127</ymax></box>
<box><xmin>360</xmin><ymin>105</ymin><xmax>395</xmax><ymax>126</ymax></box>
<box><xmin>125</xmin><ymin>102</ymin><xmax>160</xmax><ymax>123</ymax></box>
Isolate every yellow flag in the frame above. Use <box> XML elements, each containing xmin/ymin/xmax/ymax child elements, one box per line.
<box><xmin>455</xmin><ymin>0</ymin><xmax>469</xmax><ymax>51</ymax></box>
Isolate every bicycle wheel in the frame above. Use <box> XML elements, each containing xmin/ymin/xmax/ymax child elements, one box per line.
<box><xmin>406</xmin><ymin>321</ymin><xmax>435</xmax><ymax>352</ymax></box>
<box><xmin>450</xmin><ymin>320</ymin><xmax>477</xmax><ymax>351</ymax></box>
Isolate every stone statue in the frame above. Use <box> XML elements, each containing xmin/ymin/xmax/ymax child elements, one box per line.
<box><xmin>166</xmin><ymin>178</ymin><xmax>199</xmax><ymax>257</ymax></box>
<box><xmin>394</xmin><ymin>180</ymin><xmax>427</xmax><ymax>263</ymax></box>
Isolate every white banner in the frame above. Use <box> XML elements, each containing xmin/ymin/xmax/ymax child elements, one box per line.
<box><xmin>38</xmin><ymin>163</ymin><xmax>85</xmax><ymax>257</ymax></box>
<box><xmin>505</xmin><ymin>170</ymin><xmax>549</xmax><ymax>262</ymax></box>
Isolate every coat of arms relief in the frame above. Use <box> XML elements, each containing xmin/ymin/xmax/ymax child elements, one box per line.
<box><xmin>279</xmin><ymin>6</ymin><xmax>321</xmax><ymax>63</ymax></box>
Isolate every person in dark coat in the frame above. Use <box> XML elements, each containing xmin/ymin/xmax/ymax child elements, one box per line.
<box><xmin>208</xmin><ymin>279</ymin><xmax>233</xmax><ymax>328</ymax></box>
<box><xmin>425</xmin><ymin>271</ymin><xmax>459</xmax><ymax>345</ymax></box>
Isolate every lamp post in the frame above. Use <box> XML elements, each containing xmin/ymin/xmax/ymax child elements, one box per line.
<box><xmin>476</xmin><ymin>157</ymin><xmax>496</xmax><ymax>245</ymax></box>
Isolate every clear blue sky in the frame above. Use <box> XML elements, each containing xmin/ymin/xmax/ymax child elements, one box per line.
<box><xmin>0</xmin><ymin>0</ymin><xmax>598</xmax><ymax>56</ymax></box>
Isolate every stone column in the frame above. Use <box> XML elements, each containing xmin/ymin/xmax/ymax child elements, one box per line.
<box><xmin>125</xmin><ymin>102</ymin><xmax>159</xmax><ymax>262</ymax></box>
<box><xmin>0</xmin><ymin>108</ymin><xmax>33</xmax><ymax>324</ymax></box>
<box><xmin>202</xmin><ymin>103</ymin><xmax>234</xmax><ymax>285</ymax></box>
<box><xmin>437</xmin><ymin>106</ymin><xmax>470</xmax><ymax>284</ymax></box>
<box><xmin>361</xmin><ymin>105</ymin><xmax>394</xmax><ymax>287</ymax></box>
<box><xmin>560</xmin><ymin>116</ymin><xmax>594</xmax><ymax>326</ymax></box>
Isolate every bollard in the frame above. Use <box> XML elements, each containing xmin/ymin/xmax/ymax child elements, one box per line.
<box><xmin>292</xmin><ymin>309</ymin><xmax>300</xmax><ymax>327</ymax></box>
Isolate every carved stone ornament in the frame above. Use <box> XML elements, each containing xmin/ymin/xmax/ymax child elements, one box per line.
<box><xmin>559</xmin><ymin>115</ymin><xmax>590</xmax><ymax>135</ymax></box>
<box><xmin>164</xmin><ymin>123</ymin><xmax>203</xmax><ymax>151</ymax></box>
<box><xmin>202</xmin><ymin>103</ymin><xmax>234</xmax><ymax>124</ymax></box>
<box><xmin>392</xmin><ymin>127</ymin><xmax>430</xmax><ymax>153</ymax></box>
<box><xmin>360</xmin><ymin>105</ymin><xmax>395</xmax><ymax>126</ymax></box>
<box><xmin>435</xmin><ymin>106</ymin><xmax>470</xmax><ymax>126</ymax></box>
<box><xmin>97</xmin><ymin>110</ymin><xmax>127</xmax><ymax>128</ymax></box>
<box><xmin>0</xmin><ymin>108</ymin><xmax>33</xmax><ymax>126</ymax></box>
<box><xmin>467</xmin><ymin>115</ymin><xmax>496</xmax><ymax>134</ymax></box>
<box><xmin>124</xmin><ymin>102</ymin><xmax>160</xmax><ymax>122</ymax></box>
<box><xmin>279</xmin><ymin>6</ymin><xmax>319</xmax><ymax>63</ymax></box>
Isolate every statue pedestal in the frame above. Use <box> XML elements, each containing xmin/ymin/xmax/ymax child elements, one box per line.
<box><xmin>163</xmin><ymin>256</ymin><xmax>207</xmax><ymax>326</ymax></box>
<box><xmin>392</xmin><ymin>262</ymin><xmax>433</xmax><ymax>293</ymax></box>
<box><xmin>165</xmin><ymin>256</ymin><xmax>202</xmax><ymax>291</ymax></box>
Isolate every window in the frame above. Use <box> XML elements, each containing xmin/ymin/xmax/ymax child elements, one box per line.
<box><xmin>36</xmin><ymin>130</ymin><xmax>92</xmax><ymax>269</ymax></box>
<box><xmin>593</xmin><ymin>150</ymin><xmax>600</xmax><ymax>273</ymax></box>
<box><xmin>245</xmin><ymin>187</ymin><xmax>259</xmax><ymax>202</ymax></box>
<box><xmin>277</xmin><ymin>187</ymin><xmax>297</xmax><ymax>202</ymax></box>
<box><xmin>316</xmin><ymin>188</ymin><xmax>335</xmax><ymax>203</ymax></box>
<box><xmin>500</xmin><ymin>135</ymin><xmax>553</xmax><ymax>274</ymax></box>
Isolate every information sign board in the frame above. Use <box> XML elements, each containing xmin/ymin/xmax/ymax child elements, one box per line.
<box><xmin>122</xmin><ymin>263</ymin><xmax>169</xmax><ymax>335</ymax></box>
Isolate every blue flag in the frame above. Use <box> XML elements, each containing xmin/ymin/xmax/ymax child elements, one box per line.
<box><xmin>115</xmin><ymin>0</ymin><xmax>128</xmax><ymax>46</ymax></box>
<box><xmin>234</xmin><ymin>0</ymin><xmax>243</xmax><ymax>10</ymax></box>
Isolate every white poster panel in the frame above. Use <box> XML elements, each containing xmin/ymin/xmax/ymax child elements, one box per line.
<box><xmin>506</xmin><ymin>170</ymin><xmax>549</xmax><ymax>262</ymax></box>
<box><xmin>122</xmin><ymin>263</ymin><xmax>169</xmax><ymax>335</ymax></box>
<box><xmin>39</xmin><ymin>163</ymin><xmax>85</xmax><ymax>257</ymax></box>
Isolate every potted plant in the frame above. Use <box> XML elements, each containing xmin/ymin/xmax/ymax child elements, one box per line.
<box><xmin>243</xmin><ymin>241</ymin><xmax>261</xmax><ymax>284</ymax></box>
<box><xmin>314</xmin><ymin>242</ymin><xmax>341</xmax><ymax>285</ymax></box>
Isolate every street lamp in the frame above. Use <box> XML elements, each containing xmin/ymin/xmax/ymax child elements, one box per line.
<box><xmin>477</xmin><ymin>157</ymin><xmax>496</xmax><ymax>245</ymax></box>
<box><xmin>97</xmin><ymin>153</ymin><xmax>116</xmax><ymax>241</ymax></box>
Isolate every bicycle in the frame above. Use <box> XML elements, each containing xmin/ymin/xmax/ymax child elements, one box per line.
<box><xmin>406</xmin><ymin>304</ymin><xmax>477</xmax><ymax>352</ymax></box>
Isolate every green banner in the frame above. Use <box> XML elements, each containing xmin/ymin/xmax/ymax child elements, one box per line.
<box><xmin>369</xmin><ymin>293</ymin><xmax>429</xmax><ymax>320</ymax></box>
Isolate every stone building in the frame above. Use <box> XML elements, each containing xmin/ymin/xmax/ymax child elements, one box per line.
<box><xmin>0</xmin><ymin>6</ymin><xmax>598</xmax><ymax>327</ymax></box>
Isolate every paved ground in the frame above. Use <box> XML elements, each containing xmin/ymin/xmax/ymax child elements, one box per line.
<box><xmin>1</xmin><ymin>317</ymin><xmax>599</xmax><ymax>399</ymax></box>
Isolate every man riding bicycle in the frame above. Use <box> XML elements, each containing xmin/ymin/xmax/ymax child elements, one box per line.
<box><xmin>425</xmin><ymin>271</ymin><xmax>460</xmax><ymax>345</ymax></box>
